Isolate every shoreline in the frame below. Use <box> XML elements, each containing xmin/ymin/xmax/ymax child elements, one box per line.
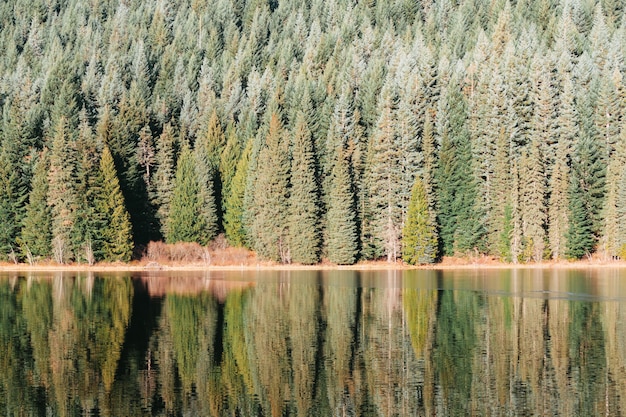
<box><xmin>3</xmin><ymin>258</ymin><xmax>626</xmax><ymax>272</ymax></box>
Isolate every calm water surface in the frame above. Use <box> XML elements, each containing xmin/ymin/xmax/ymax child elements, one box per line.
<box><xmin>1</xmin><ymin>268</ymin><xmax>626</xmax><ymax>416</ymax></box>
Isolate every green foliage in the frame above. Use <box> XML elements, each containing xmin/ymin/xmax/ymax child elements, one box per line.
<box><xmin>327</xmin><ymin>150</ymin><xmax>358</xmax><ymax>265</ymax></box>
<box><xmin>224</xmin><ymin>141</ymin><xmax>252</xmax><ymax>247</ymax></box>
<box><xmin>167</xmin><ymin>145</ymin><xmax>206</xmax><ymax>244</ymax></box>
<box><xmin>402</xmin><ymin>176</ymin><xmax>437</xmax><ymax>265</ymax></box>
<box><xmin>566</xmin><ymin>178</ymin><xmax>595</xmax><ymax>260</ymax></box>
<box><xmin>250</xmin><ymin>112</ymin><xmax>291</xmax><ymax>262</ymax></box>
<box><xmin>436</xmin><ymin>78</ymin><xmax>484</xmax><ymax>256</ymax></box>
<box><xmin>21</xmin><ymin>151</ymin><xmax>52</xmax><ymax>260</ymax></box>
<box><xmin>95</xmin><ymin>146</ymin><xmax>134</xmax><ymax>262</ymax></box>
<box><xmin>288</xmin><ymin>113</ymin><xmax>321</xmax><ymax>264</ymax></box>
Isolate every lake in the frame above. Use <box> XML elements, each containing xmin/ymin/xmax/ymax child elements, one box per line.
<box><xmin>1</xmin><ymin>268</ymin><xmax>625</xmax><ymax>416</ymax></box>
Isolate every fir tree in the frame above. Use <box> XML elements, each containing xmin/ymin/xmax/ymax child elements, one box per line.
<box><xmin>566</xmin><ymin>178</ymin><xmax>595</xmax><ymax>259</ymax></box>
<box><xmin>224</xmin><ymin>141</ymin><xmax>252</xmax><ymax>247</ymax></box>
<box><xmin>21</xmin><ymin>151</ymin><xmax>52</xmax><ymax>260</ymax></box>
<box><xmin>166</xmin><ymin>144</ymin><xmax>206</xmax><ymax>244</ymax></box>
<box><xmin>250</xmin><ymin>112</ymin><xmax>291</xmax><ymax>262</ymax></box>
<box><xmin>327</xmin><ymin>150</ymin><xmax>358</xmax><ymax>265</ymax></box>
<box><xmin>369</xmin><ymin>82</ymin><xmax>403</xmax><ymax>262</ymax></box>
<box><xmin>47</xmin><ymin>115</ymin><xmax>78</xmax><ymax>263</ymax></box>
<box><xmin>436</xmin><ymin>76</ymin><xmax>484</xmax><ymax>256</ymax></box>
<box><xmin>152</xmin><ymin>123</ymin><xmax>177</xmax><ymax>239</ymax></box>
<box><xmin>95</xmin><ymin>146</ymin><xmax>134</xmax><ymax>262</ymax></box>
<box><xmin>288</xmin><ymin>112</ymin><xmax>321</xmax><ymax>264</ymax></box>
<box><xmin>402</xmin><ymin>176</ymin><xmax>437</xmax><ymax>265</ymax></box>
<box><xmin>194</xmin><ymin>133</ymin><xmax>219</xmax><ymax>245</ymax></box>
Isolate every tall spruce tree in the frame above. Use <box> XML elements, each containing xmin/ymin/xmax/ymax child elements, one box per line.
<box><xmin>194</xmin><ymin>131</ymin><xmax>220</xmax><ymax>245</ymax></box>
<box><xmin>47</xmin><ymin>115</ymin><xmax>78</xmax><ymax>263</ymax></box>
<box><xmin>327</xmin><ymin>149</ymin><xmax>358</xmax><ymax>265</ymax></box>
<box><xmin>288</xmin><ymin>112</ymin><xmax>321</xmax><ymax>264</ymax></box>
<box><xmin>436</xmin><ymin>74</ymin><xmax>484</xmax><ymax>256</ymax></box>
<box><xmin>369</xmin><ymin>82</ymin><xmax>403</xmax><ymax>261</ymax></box>
<box><xmin>95</xmin><ymin>146</ymin><xmax>134</xmax><ymax>262</ymax></box>
<box><xmin>21</xmin><ymin>150</ymin><xmax>52</xmax><ymax>260</ymax></box>
<box><xmin>166</xmin><ymin>144</ymin><xmax>206</xmax><ymax>244</ymax></box>
<box><xmin>402</xmin><ymin>176</ymin><xmax>437</xmax><ymax>264</ymax></box>
<box><xmin>224</xmin><ymin>141</ymin><xmax>252</xmax><ymax>247</ymax></box>
<box><xmin>152</xmin><ymin>123</ymin><xmax>177</xmax><ymax>239</ymax></box>
<box><xmin>566</xmin><ymin>135</ymin><xmax>606</xmax><ymax>258</ymax></box>
<box><xmin>251</xmin><ymin>112</ymin><xmax>291</xmax><ymax>262</ymax></box>
<box><xmin>548</xmin><ymin>74</ymin><xmax>577</xmax><ymax>260</ymax></box>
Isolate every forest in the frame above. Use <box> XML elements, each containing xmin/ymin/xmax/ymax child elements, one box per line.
<box><xmin>0</xmin><ymin>0</ymin><xmax>624</xmax><ymax>265</ymax></box>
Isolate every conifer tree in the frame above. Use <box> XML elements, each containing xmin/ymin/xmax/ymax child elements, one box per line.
<box><xmin>548</xmin><ymin>139</ymin><xmax>571</xmax><ymax>260</ymax></box>
<box><xmin>95</xmin><ymin>146</ymin><xmax>134</xmax><ymax>262</ymax></box>
<box><xmin>369</xmin><ymin>83</ymin><xmax>403</xmax><ymax>261</ymax></box>
<box><xmin>198</xmin><ymin>109</ymin><xmax>226</xmax><ymax>227</ymax></box>
<box><xmin>436</xmin><ymin>75</ymin><xmax>484</xmax><ymax>256</ymax></box>
<box><xmin>548</xmin><ymin>75</ymin><xmax>577</xmax><ymax>260</ymax></box>
<box><xmin>519</xmin><ymin>141</ymin><xmax>547</xmax><ymax>262</ymax></box>
<box><xmin>194</xmin><ymin>132</ymin><xmax>219</xmax><ymax>245</ymax></box>
<box><xmin>327</xmin><ymin>149</ymin><xmax>358</xmax><ymax>265</ymax></box>
<box><xmin>288</xmin><ymin>112</ymin><xmax>321</xmax><ymax>264</ymax></box>
<box><xmin>224</xmin><ymin>141</ymin><xmax>252</xmax><ymax>247</ymax></box>
<box><xmin>72</xmin><ymin>111</ymin><xmax>102</xmax><ymax>262</ymax></box>
<box><xmin>152</xmin><ymin>123</ymin><xmax>177</xmax><ymax>238</ymax></box>
<box><xmin>251</xmin><ymin>112</ymin><xmax>291</xmax><ymax>262</ymax></box>
<box><xmin>0</xmin><ymin>148</ymin><xmax>26</xmax><ymax>259</ymax></box>
<box><xmin>21</xmin><ymin>151</ymin><xmax>52</xmax><ymax>260</ymax></box>
<box><xmin>402</xmin><ymin>176</ymin><xmax>437</xmax><ymax>265</ymax></box>
<box><xmin>167</xmin><ymin>144</ymin><xmax>206</xmax><ymax>244</ymax></box>
<box><xmin>47</xmin><ymin>116</ymin><xmax>78</xmax><ymax>263</ymax></box>
<box><xmin>566</xmin><ymin>178</ymin><xmax>595</xmax><ymax>259</ymax></box>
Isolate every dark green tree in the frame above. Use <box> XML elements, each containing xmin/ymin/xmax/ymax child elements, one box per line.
<box><xmin>436</xmin><ymin>77</ymin><xmax>484</xmax><ymax>256</ymax></box>
<box><xmin>152</xmin><ymin>123</ymin><xmax>177</xmax><ymax>239</ymax></box>
<box><xmin>402</xmin><ymin>176</ymin><xmax>437</xmax><ymax>264</ymax></box>
<box><xmin>327</xmin><ymin>150</ymin><xmax>358</xmax><ymax>265</ymax></box>
<box><xmin>224</xmin><ymin>141</ymin><xmax>252</xmax><ymax>247</ymax></box>
<box><xmin>95</xmin><ymin>146</ymin><xmax>134</xmax><ymax>262</ymax></box>
<box><xmin>251</xmin><ymin>112</ymin><xmax>291</xmax><ymax>262</ymax></box>
<box><xmin>166</xmin><ymin>144</ymin><xmax>206</xmax><ymax>244</ymax></box>
<box><xmin>21</xmin><ymin>150</ymin><xmax>52</xmax><ymax>261</ymax></box>
<box><xmin>288</xmin><ymin>112</ymin><xmax>321</xmax><ymax>264</ymax></box>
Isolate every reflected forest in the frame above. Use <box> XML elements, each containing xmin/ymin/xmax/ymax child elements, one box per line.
<box><xmin>2</xmin><ymin>271</ymin><xmax>626</xmax><ymax>416</ymax></box>
<box><xmin>1</xmin><ymin>0</ymin><xmax>626</xmax><ymax>265</ymax></box>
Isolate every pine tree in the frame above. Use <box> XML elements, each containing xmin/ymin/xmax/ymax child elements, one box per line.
<box><xmin>519</xmin><ymin>141</ymin><xmax>547</xmax><ymax>262</ymax></box>
<box><xmin>288</xmin><ymin>112</ymin><xmax>321</xmax><ymax>264</ymax></box>
<box><xmin>566</xmin><ymin>178</ymin><xmax>595</xmax><ymax>259</ymax></box>
<box><xmin>369</xmin><ymin>82</ymin><xmax>403</xmax><ymax>261</ymax></box>
<box><xmin>72</xmin><ymin>111</ymin><xmax>102</xmax><ymax>263</ymax></box>
<box><xmin>327</xmin><ymin>149</ymin><xmax>358</xmax><ymax>265</ymax></box>
<box><xmin>21</xmin><ymin>151</ymin><xmax>52</xmax><ymax>260</ymax></box>
<box><xmin>436</xmin><ymin>75</ymin><xmax>484</xmax><ymax>256</ymax></box>
<box><xmin>95</xmin><ymin>146</ymin><xmax>134</xmax><ymax>262</ymax></box>
<box><xmin>167</xmin><ymin>144</ymin><xmax>206</xmax><ymax>244</ymax></box>
<box><xmin>198</xmin><ymin>109</ymin><xmax>226</xmax><ymax>228</ymax></box>
<box><xmin>152</xmin><ymin>123</ymin><xmax>177</xmax><ymax>239</ymax></box>
<box><xmin>548</xmin><ymin>74</ymin><xmax>577</xmax><ymax>260</ymax></box>
<box><xmin>194</xmin><ymin>133</ymin><xmax>219</xmax><ymax>245</ymax></box>
<box><xmin>250</xmin><ymin>112</ymin><xmax>291</xmax><ymax>262</ymax></box>
<box><xmin>224</xmin><ymin>141</ymin><xmax>252</xmax><ymax>247</ymax></box>
<box><xmin>402</xmin><ymin>176</ymin><xmax>437</xmax><ymax>265</ymax></box>
<box><xmin>47</xmin><ymin>116</ymin><xmax>78</xmax><ymax>263</ymax></box>
<box><xmin>548</xmin><ymin>139</ymin><xmax>571</xmax><ymax>260</ymax></box>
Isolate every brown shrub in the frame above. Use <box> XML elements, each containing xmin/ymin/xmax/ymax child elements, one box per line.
<box><xmin>145</xmin><ymin>241</ymin><xmax>210</xmax><ymax>264</ymax></box>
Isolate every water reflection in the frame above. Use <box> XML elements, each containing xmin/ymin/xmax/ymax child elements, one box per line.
<box><xmin>1</xmin><ymin>269</ymin><xmax>625</xmax><ymax>415</ymax></box>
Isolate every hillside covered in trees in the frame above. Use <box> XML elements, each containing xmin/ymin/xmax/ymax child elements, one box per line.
<box><xmin>0</xmin><ymin>0</ymin><xmax>625</xmax><ymax>265</ymax></box>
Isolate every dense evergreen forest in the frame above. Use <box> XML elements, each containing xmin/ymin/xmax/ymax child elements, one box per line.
<box><xmin>0</xmin><ymin>0</ymin><xmax>624</xmax><ymax>264</ymax></box>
